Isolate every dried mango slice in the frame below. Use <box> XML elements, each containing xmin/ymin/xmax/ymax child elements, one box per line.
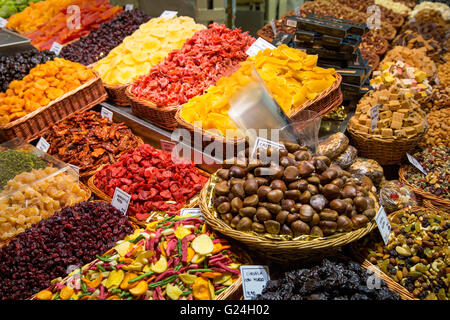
<box><xmin>150</xmin><ymin>255</ymin><xmax>168</xmax><ymax>273</ymax></box>
<box><xmin>105</xmin><ymin>269</ymin><xmax>125</xmax><ymax>289</ymax></box>
<box><xmin>179</xmin><ymin>273</ymin><xmax>197</xmax><ymax>285</ymax></box>
<box><xmin>174</xmin><ymin>226</ymin><xmax>191</xmax><ymax>239</ymax></box>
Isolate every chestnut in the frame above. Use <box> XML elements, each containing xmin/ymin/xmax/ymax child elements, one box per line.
<box><xmin>291</xmin><ymin>220</ymin><xmax>310</xmax><ymax>237</ymax></box>
<box><xmin>351</xmin><ymin>214</ymin><xmax>369</xmax><ymax>229</ymax></box>
<box><xmin>252</xmin><ymin>222</ymin><xmax>265</xmax><ymax>233</ymax></box>
<box><xmin>217</xmin><ymin>169</ymin><xmax>230</xmax><ymax>180</ymax></box>
<box><xmin>286</xmin><ymin>213</ymin><xmax>300</xmax><ymax>225</ymax></box>
<box><xmin>336</xmin><ymin>215</ymin><xmax>353</xmax><ymax>232</ymax></box>
<box><xmin>319</xmin><ymin>209</ymin><xmax>338</xmax><ymax>221</ymax></box>
<box><xmin>319</xmin><ymin>220</ymin><xmax>337</xmax><ymax>236</ymax></box>
<box><xmin>283</xmin><ymin>166</ymin><xmax>299</xmax><ymax>181</ymax></box>
<box><xmin>322</xmin><ymin>183</ymin><xmax>341</xmax><ymax>200</ymax></box>
<box><xmin>353</xmin><ymin>196</ymin><xmax>368</xmax><ymax>213</ymax></box>
<box><xmin>299</xmin><ymin>204</ymin><xmax>315</xmax><ymax>222</ymax></box>
<box><xmin>243</xmin><ymin>179</ymin><xmax>259</xmax><ymax>195</ymax></box>
<box><xmin>243</xmin><ymin>194</ymin><xmax>259</xmax><ymax>207</ymax></box>
<box><xmin>280</xmin><ymin>224</ymin><xmax>293</xmax><ymax>236</ymax></box>
<box><xmin>276</xmin><ymin>210</ymin><xmax>289</xmax><ymax>225</ymax></box>
<box><xmin>341</xmin><ymin>185</ymin><xmax>357</xmax><ymax>198</ymax></box>
<box><xmin>264</xmin><ymin>220</ymin><xmax>281</xmax><ymax>235</ymax></box>
<box><xmin>217</xmin><ymin>202</ymin><xmax>231</xmax><ymax>214</ymax></box>
<box><xmin>310</xmin><ymin>194</ymin><xmax>327</xmax><ymax>211</ymax></box>
<box><xmin>270</xmin><ymin>179</ymin><xmax>287</xmax><ymax>192</ymax></box>
<box><xmin>255</xmin><ymin>207</ymin><xmax>272</xmax><ymax>222</ymax></box>
<box><xmin>285</xmin><ymin>189</ymin><xmax>301</xmax><ymax>201</ymax></box>
<box><xmin>231</xmin><ymin>183</ymin><xmax>245</xmax><ymax>199</ymax></box>
<box><xmin>236</xmin><ymin>217</ymin><xmax>252</xmax><ymax>231</ymax></box>
<box><xmin>214</xmin><ymin>181</ymin><xmax>230</xmax><ymax>196</ymax></box>
<box><xmin>267</xmin><ymin>189</ymin><xmax>284</xmax><ymax>203</ymax></box>
<box><xmin>310</xmin><ymin>226</ymin><xmax>324</xmax><ymax>237</ymax></box>
<box><xmin>229</xmin><ymin>166</ymin><xmax>246</xmax><ymax>178</ymax></box>
<box><xmin>298</xmin><ymin>161</ymin><xmax>315</xmax><ymax>177</ymax></box>
<box><xmin>257</xmin><ymin>185</ymin><xmax>272</xmax><ymax>200</ymax></box>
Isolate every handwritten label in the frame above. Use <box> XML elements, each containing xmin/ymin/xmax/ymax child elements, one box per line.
<box><xmin>180</xmin><ymin>208</ymin><xmax>202</xmax><ymax>217</ymax></box>
<box><xmin>241</xmin><ymin>265</ymin><xmax>270</xmax><ymax>300</ymax></box>
<box><xmin>160</xmin><ymin>139</ymin><xmax>176</xmax><ymax>153</ymax></box>
<box><xmin>49</xmin><ymin>42</ymin><xmax>63</xmax><ymax>56</ymax></box>
<box><xmin>36</xmin><ymin>137</ymin><xmax>50</xmax><ymax>153</ymax></box>
<box><xmin>245</xmin><ymin>37</ymin><xmax>276</xmax><ymax>57</ymax></box>
<box><xmin>295</xmin><ymin>6</ymin><xmax>300</xmax><ymax>16</ymax></box>
<box><xmin>370</xmin><ymin>104</ymin><xmax>380</xmax><ymax>132</ymax></box>
<box><xmin>111</xmin><ymin>187</ymin><xmax>131</xmax><ymax>215</ymax></box>
<box><xmin>125</xmin><ymin>4</ymin><xmax>134</xmax><ymax>11</ymax></box>
<box><xmin>375</xmin><ymin>206</ymin><xmax>391</xmax><ymax>245</ymax></box>
<box><xmin>250</xmin><ymin>136</ymin><xmax>284</xmax><ymax>159</ymax></box>
<box><xmin>0</xmin><ymin>17</ymin><xmax>7</xmax><ymax>28</ymax></box>
<box><xmin>160</xmin><ymin>10</ymin><xmax>177</xmax><ymax>18</ymax></box>
<box><xmin>407</xmin><ymin>153</ymin><xmax>427</xmax><ymax>175</ymax></box>
<box><xmin>101</xmin><ymin>107</ymin><xmax>113</xmax><ymax>121</ymax></box>
<box><xmin>68</xmin><ymin>164</ymin><xmax>80</xmax><ymax>175</ymax></box>
<box><xmin>286</xmin><ymin>18</ymin><xmax>297</xmax><ymax>28</ymax></box>
<box><xmin>270</xmin><ymin>20</ymin><xmax>277</xmax><ymax>35</ymax></box>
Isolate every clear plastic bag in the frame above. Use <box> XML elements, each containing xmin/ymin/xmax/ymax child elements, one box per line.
<box><xmin>348</xmin><ymin>157</ymin><xmax>384</xmax><ymax>185</ymax></box>
<box><xmin>333</xmin><ymin>145</ymin><xmax>358</xmax><ymax>169</ymax></box>
<box><xmin>316</xmin><ymin>132</ymin><xmax>349</xmax><ymax>160</ymax></box>
<box><xmin>379</xmin><ymin>180</ymin><xmax>418</xmax><ymax>214</ymax></box>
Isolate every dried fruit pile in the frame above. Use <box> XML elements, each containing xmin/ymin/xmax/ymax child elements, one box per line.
<box><xmin>94</xmin><ymin>17</ymin><xmax>205</xmax><ymax>85</ymax></box>
<box><xmin>403</xmin><ymin>146</ymin><xmax>449</xmax><ymax>199</ymax></box>
<box><xmin>93</xmin><ymin>144</ymin><xmax>208</xmax><ymax>221</ymax></box>
<box><xmin>0</xmin><ymin>0</ymin><xmax>44</xmax><ymax>19</ymax></box>
<box><xmin>6</xmin><ymin>0</ymin><xmax>74</xmax><ymax>34</ymax></box>
<box><xmin>130</xmin><ymin>23</ymin><xmax>255</xmax><ymax>107</ymax></box>
<box><xmin>180</xmin><ymin>45</ymin><xmax>336</xmax><ymax>136</ymax></box>
<box><xmin>257</xmin><ymin>258</ymin><xmax>400</xmax><ymax>300</ymax></box>
<box><xmin>36</xmin><ymin>214</ymin><xmax>245</xmax><ymax>300</ymax></box>
<box><xmin>0</xmin><ymin>49</ymin><xmax>55</xmax><ymax>92</ymax></box>
<box><xmin>357</xmin><ymin>208</ymin><xmax>449</xmax><ymax>300</ymax></box>
<box><xmin>60</xmin><ymin>8</ymin><xmax>150</xmax><ymax>66</ymax></box>
<box><xmin>0</xmin><ymin>58</ymin><xmax>95</xmax><ymax>125</ymax></box>
<box><xmin>43</xmin><ymin>111</ymin><xmax>142</xmax><ymax>175</ymax></box>
<box><xmin>0</xmin><ymin>201</ymin><xmax>133</xmax><ymax>300</ymax></box>
<box><xmin>27</xmin><ymin>0</ymin><xmax>123</xmax><ymax>50</ymax></box>
<box><xmin>0</xmin><ymin>167</ymin><xmax>88</xmax><ymax>241</ymax></box>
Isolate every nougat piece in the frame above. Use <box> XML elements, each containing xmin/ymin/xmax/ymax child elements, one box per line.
<box><xmin>381</xmin><ymin>128</ymin><xmax>393</xmax><ymax>137</ymax></box>
<box><xmin>380</xmin><ymin>111</ymin><xmax>392</xmax><ymax>120</ymax></box>
<box><xmin>390</xmin><ymin>120</ymin><xmax>403</xmax><ymax>130</ymax></box>
<box><xmin>392</xmin><ymin>112</ymin><xmax>405</xmax><ymax>122</ymax></box>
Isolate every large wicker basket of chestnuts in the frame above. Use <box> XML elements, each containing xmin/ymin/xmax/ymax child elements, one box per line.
<box><xmin>199</xmin><ymin>141</ymin><xmax>380</xmax><ymax>262</ymax></box>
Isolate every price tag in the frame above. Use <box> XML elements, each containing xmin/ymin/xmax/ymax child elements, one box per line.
<box><xmin>407</xmin><ymin>153</ymin><xmax>427</xmax><ymax>175</ymax></box>
<box><xmin>240</xmin><ymin>265</ymin><xmax>270</xmax><ymax>300</ymax></box>
<box><xmin>435</xmin><ymin>76</ymin><xmax>440</xmax><ymax>85</ymax></box>
<box><xmin>0</xmin><ymin>17</ymin><xmax>7</xmax><ymax>28</ymax></box>
<box><xmin>295</xmin><ymin>6</ymin><xmax>300</xmax><ymax>16</ymax></box>
<box><xmin>370</xmin><ymin>104</ymin><xmax>380</xmax><ymax>132</ymax></box>
<box><xmin>270</xmin><ymin>19</ymin><xmax>277</xmax><ymax>35</ymax></box>
<box><xmin>250</xmin><ymin>136</ymin><xmax>284</xmax><ymax>158</ymax></box>
<box><xmin>49</xmin><ymin>42</ymin><xmax>63</xmax><ymax>56</ymax></box>
<box><xmin>36</xmin><ymin>137</ymin><xmax>50</xmax><ymax>153</ymax></box>
<box><xmin>375</xmin><ymin>206</ymin><xmax>391</xmax><ymax>245</ymax></box>
<box><xmin>160</xmin><ymin>139</ymin><xmax>176</xmax><ymax>153</ymax></box>
<box><xmin>245</xmin><ymin>37</ymin><xmax>276</xmax><ymax>57</ymax></box>
<box><xmin>125</xmin><ymin>4</ymin><xmax>134</xmax><ymax>11</ymax></box>
<box><xmin>180</xmin><ymin>208</ymin><xmax>202</xmax><ymax>217</ymax></box>
<box><xmin>111</xmin><ymin>187</ymin><xmax>131</xmax><ymax>215</ymax></box>
<box><xmin>160</xmin><ymin>10</ymin><xmax>177</xmax><ymax>18</ymax></box>
<box><xmin>68</xmin><ymin>164</ymin><xmax>80</xmax><ymax>175</ymax></box>
<box><xmin>101</xmin><ymin>107</ymin><xmax>113</xmax><ymax>121</ymax></box>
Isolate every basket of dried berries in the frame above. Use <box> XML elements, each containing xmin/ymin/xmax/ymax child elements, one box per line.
<box><xmin>32</xmin><ymin>214</ymin><xmax>252</xmax><ymax>301</ymax></box>
<box><xmin>200</xmin><ymin>142</ymin><xmax>381</xmax><ymax>262</ymax></box>
<box><xmin>399</xmin><ymin>146</ymin><xmax>450</xmax><ymax>209</ymax></box>
<box><xmin>351</xmin><ymin>207</ymin><xmax>449</xmax><ymax>300</ymax></box>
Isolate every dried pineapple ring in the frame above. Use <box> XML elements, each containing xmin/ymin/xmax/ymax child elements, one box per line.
<box><xmin>192</xmin><ymin>234</ymin><xmax>214</xmax><ymax>255</ymax></box>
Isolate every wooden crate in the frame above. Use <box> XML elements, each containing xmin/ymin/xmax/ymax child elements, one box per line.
<box><xmin>195</xmin><ymin>0</ymin><xmax>227</xmax><ymax>25</ymax></box>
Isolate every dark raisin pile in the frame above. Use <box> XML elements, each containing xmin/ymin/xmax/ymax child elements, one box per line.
<box><xmin>257</xmin><ymin>258</ymin><xmax>400</xmax><ymax>300</ymax></box>
<box><xmin>60</xmin><ymin>8</ymin><xmax>150</xmax><ymax>65</ymax></box>
<box><xmin>0</xmin><ymin>49</ymin><xmax>55</xmax><ymax>92</ymax></box>
<box><xmin>0</xmin><ymin>201</ymin><xmax>133</xmax><ymax>300</ymax></box>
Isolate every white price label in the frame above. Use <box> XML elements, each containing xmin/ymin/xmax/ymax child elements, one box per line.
<box><xmin>160</xmin><ymin>10</ymin><xmax>177</xmax><ymax>18</ymax></box>
<box><xmin>370</xmin><ymin>104</ymin><xmax>380</xmax><ymax>132</ymax></box>
<box><xmin>250</xmin><ymin>136</ymin><xmax>284</xmax><ymax>159</ymax></box>
<box><xmin>68</xmin><ymin>164</ymin><xmax>80</xmax><ymax>175</ymax></box>
<box><xmin>270</xmin><ymin>19</ymin><xmax>277</xmax><ymax>35</ymax></box>
<box><xmin>111</xmin><ymin>187</ymin><xmax>131</xmax><ymax>215</ymax></box>
<box><xmin>245</xmin><ymin>37</ymin><xmax>276</xmax><ymax>57</ymax></box>
<box><xmin>286</xmin><ymin>19</ymin><xmax>297</xmax><ymax>28</ymax></box>
<box><xmin>160</xmin><ymin>139</ymin><xmax>176</xmax><ymax>153</ymax></box>
<box><xmin>0</xmin><ymin>17</ymin><xmax>7</xmax><ymax>28</ymax></box>
<box><xmin>180</xmin><ymin>208</ymin><xmax>202</xmax><ymax>217</ymax></box>
<box><xmin>240</xmin><ymin>265</ymin><xmax>270</xmax><ymax>300</ymax></box>
<box><xmin>295</xmin><ymin>6</ymin><xmax>300</xmax><ymax>16</ymax></box>
<box><xmin>407</xmin><ymin>153</ymin><xmax>427</xmax><ymax>175</ymax></box>
<box><xmin>125</xmin><ymin>4</ymin><xmax>134</xmax><ymax>11</ymax></box>
<box><xmin>101</xmin><ymin>107</ymin><xmax>113</xmax><ymax>121</ymax></box>
<box><xmin>49</xmin><ymin>42</ymin><xmax>63</xmax><ymax>56</ymax></box>
<box><xmin>375</xmin><ymin>206</ymin><xmax>391</xmax><ymax>246</ymax></box>
<box><xmin>435</xmin><ymin>76</ymin><xmax>440</xmax><ymax>85</ymax></box>
<box><xmin>36</xmin><ymin>137</ymin><xmax>50</xmax><ymax>153</ymax></box>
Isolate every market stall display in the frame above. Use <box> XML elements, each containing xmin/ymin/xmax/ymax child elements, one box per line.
<box><xmin>0</xmin><ymin>49</ymin><xmax>55</xmax><ymax>92</ymax></box>
<box><xmin>410</xmin><ymin>1</ymin><xmax>450</xmax><ymax>21</ymax></box>
<box><xmin>60</xmin><ymin>8</ymin><xmax>150</xmax><ymax>66</ymax></box>
<box><xmin>0</xmin><ymin>201</ymin><xmax>133</xmax><ymax>300</ymax></box>
<box><xmin>42</xmin><ymin>111</ymin><xmax>143</xmax><ymax>177</ymax></box>
<box><xmin>34</xmin><ymin>214</ymin><xmax>251</xmax><ymax>300</ymax></box>
<box><xmin>0</xmin><ymin>0</ymin><xmax>43</xmax><ymax>19</ymax></box>
<box><xmin>353</xmin><ymin>207</ymin><xmax>449</xmax><ymax>300</ymax></box>
<box><xmin>419</xmin><ymin>108</ymin><xmax>450</xmax><ymax>148</ymax></box>
<box><xmin>91</xmin><ymin>144</ymin><xmax>208</xmax><ymax>222</ymax></box>
<box><xmin>93</xmin><ymin>16</ymin><xmax>205</xmax><ymax>105</ymax></box>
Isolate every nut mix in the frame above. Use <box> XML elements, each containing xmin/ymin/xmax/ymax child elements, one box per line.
<box><xmin>0</xmin><ymin>167</ymin><xmax>88</xmax><ymax>241</ymax></box>
<box><xmin>257</xmin><ymin>258</ymin><xmax>400</xmax><ymax>300</ymax></box>
<box><xmin>403</xmin><ymin>146</ymin><xmax>450</xmax><ymax>199</ymax></box>
<box><xmin>400</xmin><ymin>20</ymin><xmax>449</xmax><ymax>48</ymax></box>
<box><xmin>431</xmin><ymin>84</ymin><xmax>450</xmax><ymax>111</ymax></box>
<box><xmin>0</xmin><ymin>201</ymin><xmax>133</xmax><ymax>300</ymax></box>
<box><xmin>410</xmin><ymin>1</ymin><xmax>450</xmax><ymax>21</ymax></box>
<box><xmin>357</xmin><ymin>208</ymin><xmax>449</xmax><ymax>300</ymax></box>
<box><xmin>258</xmin><ymin>17</ymin><xmax>296</xmax><ymax>41</ymax></box>
<box><xmin>437</xmin><ymin>61</ymin><xmax>450</xmax><ymax>86</ymax></box>
<box><xmin>392</xmin><ymin>30</ymin><xmax>441</xmax><ymax>62</ymax></box>
<box><xmin>94</xmin><ymin>144</ymin><xmax>208</xmax><ymax>221</ymax></box>
<box><xmin>36</xmin><ymin>214</ymin><xmax>246</xmax><ymax>300</ymax></box>
<box><xmin>212</xmin><ymin>142</ymin><xmax>377</xmax><ymax>239</ymax></box>
<box><xmin>43</xmin><ymin>111</ymin><xmax>141</xmax><ymax>175</ymax></box>
<box><xmin>375</xmin><ymin>0</ymin><xmax>412</xmax><ymax>15</ymax></box>
<box><xmin>360</xmin><ymin>31</ymin><xmax>389</xmax><ymax>56</ymax></box>
<box><xmin>336</xmin><ymin>0</ymin><xmax>406</xmax><ymax>26</ymax></box>
<box><xmin>419</xmin><ymin>108</ymin><xmax>450</xmax><ymax>149</ymax></box>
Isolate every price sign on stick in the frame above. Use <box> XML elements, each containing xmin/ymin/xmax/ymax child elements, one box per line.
<box><xmin>407</xmin><ymin>153</ymin><xmax>427</xmax><ymax>175</ymax></box>
<box><xmin>370</xmin><ymin>104</ymin><xmax>381</xmax><ymax>132</ymax></box>
<box><xmin>375</xmin><ymin>206</ymin><xmax>391</xmax><ymax>245</ymax></box>
<box><xmin>50</xmin><ymin>42</ymin><xmax>63</xmax><ymax>56</ymax></box>
<box><xmin>101</xmin><ymin>107</ymin><xmax>113</xmax><ymax>121</ymax></box>
<box><xmin>125</xmin><ymin>4</ymin><xmax>133</xmax><ymax>11</ymax></box>
<box><xmin>0</xmin><ymin>17</ymin><xmax>7</xmax><ymax>28</ymax></box>
<box><xmin>180</xmin><ymin>208</ymin><xmax>202</xmax><ymax>217</ymax></box>
<box><xmin>111</xmin><ymin>187</ymin><xmax>131</xmax><ymax>215</ymax></box>
<box><xmin>36</xmin><ymin>137</ymin><xmax>50</xmax><ymax>153</ymax></box>
<box><xmin>160</xmin><ymin>10</ymin><xmax>177</xmax><ymax>18</ymax></box>
<box><xmin>241</xmin><ymin>265</ymin><xmax>270</xmax><ymax>300</ymax></box>
<box><xmin>270</xmin><ymin>20</ymin><xmax>277</xmax><ymax>35</ymax></box>
<box><xmin>250</xmin><ymin>137</ymin><xmax>284</xmax><ymax>159</ymax></box>
<box><xmin>246</xmin><ymin>38</ymin><xmax>275</xmax><ymax>57</ymax></box>
<box><xmin>160</xmin><ymin>139</ymin><xmax>176</xmax><ymax>153</ymax></box>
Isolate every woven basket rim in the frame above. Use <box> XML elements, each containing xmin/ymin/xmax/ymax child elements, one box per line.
<box><xmin>422</xmin><ymin>199</ymin><xmax>450</xmax><ymax>215</ymax></box>
<box><xmin>125</xmin><ymin>86</ymin><xmax>179</xmax><ymax>112</ymax></box>
<box><xmin>200</xmin><ymin>176</ymin><xmax>379</xmax><ymax>251</ymax></box>
<box><xmin>0</xmin><ymin>70</ymin><xmax>102</xmax><ymax>130</ymax></box>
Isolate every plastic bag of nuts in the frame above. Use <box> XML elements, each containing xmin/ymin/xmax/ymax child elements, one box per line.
<box><xmin>211</xmin><ymin>142</ymin><xmax>378</xmax><ymax>240</ymax></box>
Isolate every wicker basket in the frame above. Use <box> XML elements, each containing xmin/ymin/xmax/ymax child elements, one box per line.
<box><xmin>200</xmin><ymin>174</ymin><xmax>380</xmax><ymax>262</ymax></box>
<box><xmin>126</xmin><ymin>86</ymin><xmax>179</xmax><ymax>130</ymax></box>
<box><xmin>104</xmin><ymin>83</ymin><xmax>131</xmax><ymax>106</ymax></box>
<box><xmin>0</xmin><ymin>181</ymin><xmax>91</xmax><ymax>248</ymax></box>
<box><xmin>0</xmin><ymin>71</ymin><xmax>107</xmax><ymax>143</ymax></box>
<box><xmin>398</xmin><ymin>166</ymin><xmax>450</xmax><ymax>209</ymax></box>
<box><xmin>347</xmin><ymin>123</ymin><xmax>427</xmax><ymax>166</ymax></box>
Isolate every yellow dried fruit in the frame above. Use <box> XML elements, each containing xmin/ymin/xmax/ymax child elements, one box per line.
<box><xmin>192</xmin><ymin>234</ymin><xmax>214</xmax><ymax>255</ymax></box>
<box><xmin>150</xmin><ymin>255</ymin><xmax>168</xmax><ymax>274</ymax></box>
